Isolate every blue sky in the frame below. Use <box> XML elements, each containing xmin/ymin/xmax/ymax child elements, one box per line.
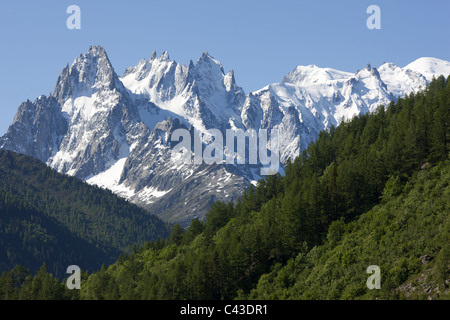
<box><xmin>0</xmin><ymin>0</ymin><xmax>449</xmax><ymax>135</ymax></box>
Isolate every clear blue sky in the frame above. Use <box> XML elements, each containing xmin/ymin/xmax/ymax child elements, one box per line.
<box><xmin>0</xmin><ymin>0</ymin><xmax>449</xmax><ymax>135</ymax></box>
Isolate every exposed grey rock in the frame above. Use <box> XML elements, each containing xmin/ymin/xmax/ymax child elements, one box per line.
<box><xmin>2</xmin><ymin>47</ymin><xmax>449</xmax><ymax>227</ymax></box>
<box><xmin>420</xmin><ymin>254</ymin><xmax>432</xmax><ymax>264</ymax></box>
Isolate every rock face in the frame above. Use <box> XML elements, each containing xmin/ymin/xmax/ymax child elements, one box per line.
<box><xmin>396</xmin><ymin>263</ymin><xmax>450</xmax><ymax>300</ymax></box>
<box><xmin>1</xmin><ymin>96</ymin><xmax>68</xmax><ymax>162</ymax></box>
<box><xmin>420</xmin><ymin>255</ymin><xmax>432</xmax><ymax>264</ymax></box>
<box><xmin>1</xmin><ymin>46</ymin><xmax>449</xmax><ymax>226</ymax></box>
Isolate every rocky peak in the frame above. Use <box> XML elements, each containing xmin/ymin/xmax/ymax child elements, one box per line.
<box><xmin>53</xmin><ymin>45</ymin><xmax>122</xmax><ymax>104</ymax></box>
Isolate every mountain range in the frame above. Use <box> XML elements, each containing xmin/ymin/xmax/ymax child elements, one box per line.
<box><xmin>1</xmin><ymin>45</ymin><xmax>450</xmax><ymax>226</ymax></box>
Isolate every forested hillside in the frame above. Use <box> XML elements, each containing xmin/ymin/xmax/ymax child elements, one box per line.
<box><xmin>1</xmin><ymin>76</ymin><xmax>448</xmax><ymax>299</ymax></box>
<box><xmin>249</xmin><ymin>160</ymin><xmax>449</xmax><ymax>299</ymax></box>
<box><xmin>0</xmin><ymin>150</ymin><xmax>171</xmax><ymax>278</ymax></box>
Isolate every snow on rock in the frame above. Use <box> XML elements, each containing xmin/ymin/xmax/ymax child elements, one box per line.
<box><xmin>121</xmin><ymin>51</ymin><xmax>245</xmax><ymax>133</ymax></box>
<box><xmin>404</xmin><ymin>57</ymin><xmax>450</xmax><ymax>82</ymax></box>
<box><xmin>378</xmin><ymin>62</ymin><xmax>428</xmax><ymax>97</ymax></box>
<box><xmin>282</xmin><ymin>64</ymin><xmax>353</xmax><ymax>86</ymax></box>
<box><xmin>87</xmin><ymin>158</ymin><xmax>134</xmax><ymax>198</ymax></box>
<box><xmin>1</xmin><ymin>45</ymin><xmax>450</xmax><ymax>226</ymax></box>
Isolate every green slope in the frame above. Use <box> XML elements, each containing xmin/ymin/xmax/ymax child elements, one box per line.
<box><xmin>74</xmin><ymin>76</ymin><xmax>448</xmax><ymax>300</ymax></box>
<box><xmin>249</xmin><ymin>160</ymin><xmax>450</xmax><ymax>299</ymax></box>
<box><xmin>0</xmin><ymin>150</ymin><xmax>171</xmax><ymax>278</ymax></box>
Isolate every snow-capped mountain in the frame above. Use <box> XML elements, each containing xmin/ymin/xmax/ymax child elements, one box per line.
<box><xmin>377</xmin><ymin>62</ymin><xmax>427</xmax><ymax>97</ymax></box>
<box><xmin>1</xmin><ymin>47</ymin><xmax>449</xmax><ymax>226</ymax></box>
<box><xmin>0</xmin><ymin>46</ymin><xmax>252</xmax><ymax>226</ymax></box>
<box><xmin>404</xmin><ymin>57</ymin><xmax>450</xmax><ymax>82</ymax></box>
<box><xmin>121</xmin><ymin>51</ymin><xmax>245</xmax><ymax>132</ymax></box>
<box><xmin>247</xmin><ymin>63</ymin><xmax>394</xmax><ymax>162</ymax></box>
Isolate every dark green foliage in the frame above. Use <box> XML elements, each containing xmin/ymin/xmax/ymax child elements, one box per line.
<box><xmin>2</xmin><ymin>77</ymin><xmax>449</xmax><ymax>300</ymax></box>
<box><xmin>0</xmin><ymin>150</ymin><xmax>171</xmax><ymax>278</ymax></box>
<box><xmin>249</xmin><ymin>160</ymin><xmax>450</xmax><ymax>299</ymax></box>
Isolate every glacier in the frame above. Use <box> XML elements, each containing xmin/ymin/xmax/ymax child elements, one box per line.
<box><xmin>1</xmin><ymin>45</ymin><xmax>449</xmax><ymax>226</ymax></box>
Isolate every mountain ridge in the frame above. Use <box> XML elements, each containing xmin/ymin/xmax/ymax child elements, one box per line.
<box><xmin>1</xmin><ymin>46</ymin><xmax>449</xmax><ymax>226</ymax></box>
<box><xmin>4</xmin><ymin>75</ymin><xmax>446</xmax><ymax>300</ymax></box>
<box><xmin>0</xmin><ymin>149</ymin><xmax>171</xmax><ymax>278</ymax></box>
